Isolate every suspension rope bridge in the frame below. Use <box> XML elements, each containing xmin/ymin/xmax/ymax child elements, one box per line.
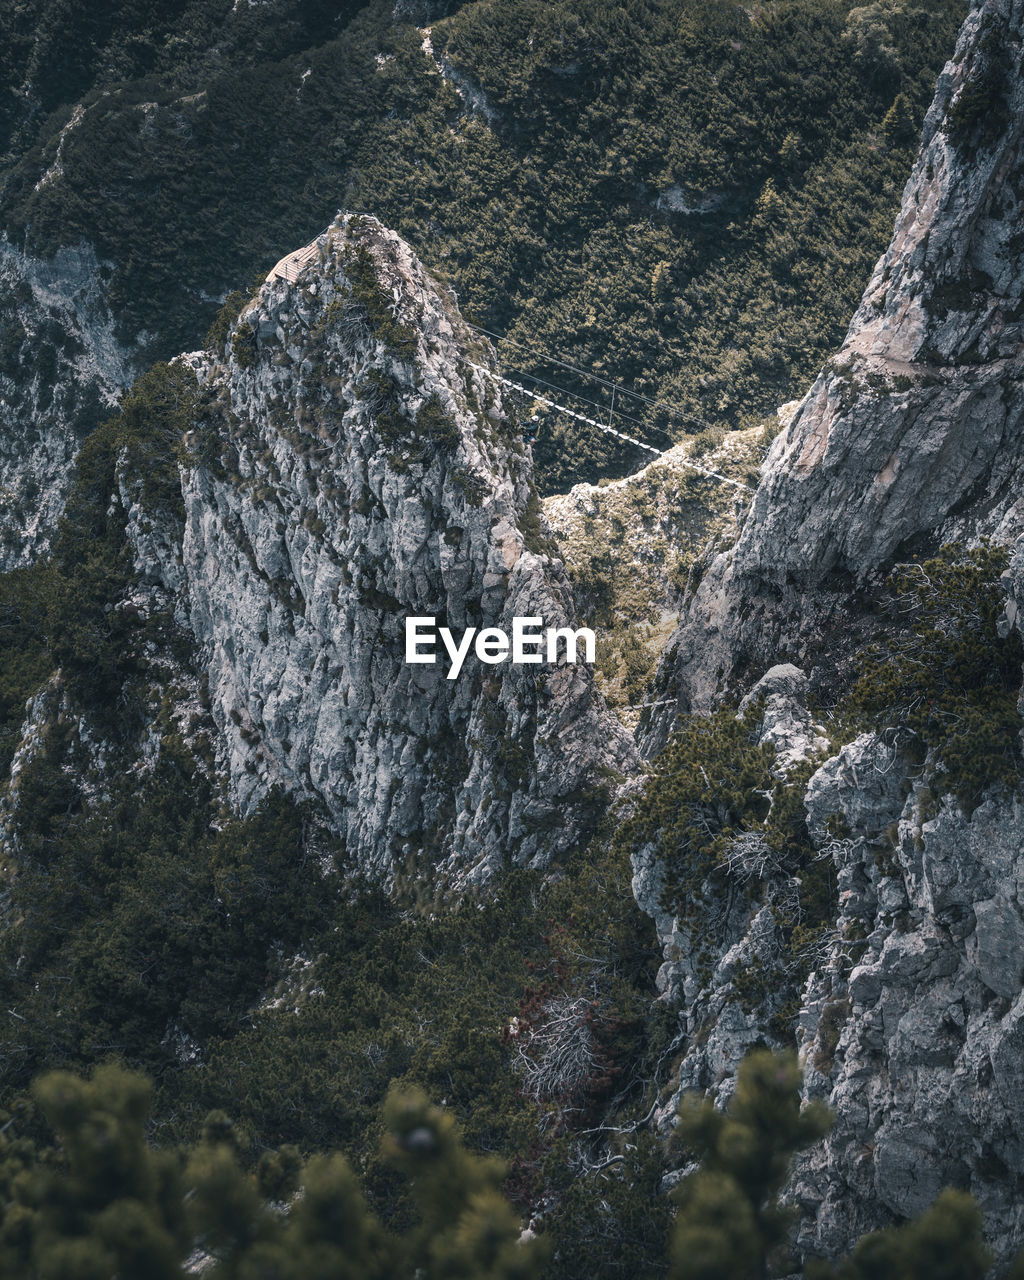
<box><xmin>491</xmin><ymin>362</ymin><xmax>676</xmax><ymax>445</ymax></box>
<box><xmin>467</xmin><ymin>322</ymin><xmax>714</xmax><ymax>433</ymax></box>
<box><xmin>465</xmin><ymin>361</ymin><xmax>755</xmax><ymax>493</ymax></box>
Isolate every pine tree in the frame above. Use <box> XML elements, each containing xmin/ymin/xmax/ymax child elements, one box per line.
<box><xmin>881</xmin><ymin>92</ymin><xmax>916</xmax><ymax>145</ymax></box>
<box><xmin>669</xmin><ymin>1050</ymin><xmax>831</xmax><ymax>1280</ymax></box>
<box><xmin>10</xmin><ymin>1065</ymin><xmax>186</xmax><ymax>1280</ymax></box>
<box><xmin>0</xmin><ymin>1065</ymin><xmax>549</xmax><ymax>1280</ymax></box>
<box><xmin>807</xmin><ymin>1188</ymin><xmax>990</xmax><ymax>1280</ymax></box>
<box><xmin>383</xmin><ymin>1086</ymin><xmax>550</xmax><ymax>1279</ymax></box>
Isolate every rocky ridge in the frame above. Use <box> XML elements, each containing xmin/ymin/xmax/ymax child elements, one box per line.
<box><xmin>631</xmin><ymin>664</ymin><xmax>830</xmax><ymax>1113</ymax></box>
<box><xmin>792</xmin><ymin>732</ymin><xmax>1024</xmax><ymax>1264</ymax></box>
<box><xmin>642</xmin><ymin>0</ymin><xmax>1024</xmax><ymax>747</ymax></box>
<box><xmin>0</xmin><ymin>239</ymin><xmax>137</xmax><ymax>571</ymax></box>
<box><xmin>543</xmin><ymin>425</ymin><xmax>767</xmax><ymax>725</ymax></box>
<box><xmin>130</xmin><ymin>214</ymin><xmax>636</xmax><ymax>883</ymax></box>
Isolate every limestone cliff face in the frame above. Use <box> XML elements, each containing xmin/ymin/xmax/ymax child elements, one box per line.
<box><xmin>630</xmin><ymin>2</ymin><xmax>1024</xmax><ymax>1266</ymax></box>
<box><xmin>631</xmin><ymin>663</ymin><xmax>830</xmax><ymax>1113</ymax></box>
<box><xmin>134</xmin><ymin>214</ymin><xmax>635</xmax><ymax>882</ymax></box>
<box><xmin>786</xmin><ymin>532</ymin><xmax>1024</xmax><ymax>1262</ymax></box>
<box><xmin>792</xmin><ymin>734</ymin><xmax>1024</xmax><ymax>1264</ymax></box>
<box><xmin>643</xmin><ymin>0</ymin><xmax>1024</xmax><ymax>746</ymax></box>
<box><xmin>0</xmin><ymin>239</ymin><xmax>136</xmax><ymax>570</ymax></box>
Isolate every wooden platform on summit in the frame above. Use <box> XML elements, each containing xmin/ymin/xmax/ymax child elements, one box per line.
<box><xmin>269</xmin><ymin>238</ymin><xmax>323</xmax><ymax>284</ymax></box>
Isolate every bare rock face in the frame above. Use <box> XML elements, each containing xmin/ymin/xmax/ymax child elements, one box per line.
<box><xmin>0</xmin><ymin>240</ymin><xmax>136</xmax><ymax>569</ymax></box>
<box><xmin>642</xmin><ymin>0</ymin><xmax>1024</xmax><ymax>749</ymax></box>
<box><xmin>633</xmin><ymin>663</ymin><xmax>827</xmax><ymax>1123</ymax></box>
<box><xmin>793</xmin><ymin>745</ymin><xmax>1024</xmax><ymax>1265</ymax></box>
<box><xmin>737</xmin><ymin>664</ymin><xmax>829</xmax><ymax>776</ymax></box>
<box><xmin>135</xmin><ymin>214</ymin><xmax>636</xmax><ymax>882</ymax></box>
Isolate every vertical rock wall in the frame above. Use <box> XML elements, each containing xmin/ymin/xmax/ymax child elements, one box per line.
<box><xmin>642</xmin><ymin>0</ymin><xmax>1024</xmax><ymax>747</ymax></box>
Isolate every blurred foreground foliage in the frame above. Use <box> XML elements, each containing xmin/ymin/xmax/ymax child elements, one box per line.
<box><xmin>0</xmin><ymin>1050</ymin><xmax>1005</xmax><ymax>1279</ymax></box>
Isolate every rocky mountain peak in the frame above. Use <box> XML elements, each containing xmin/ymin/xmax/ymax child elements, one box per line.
<box><xmin>136</xmin><ymin>213</ymin><xmax>635</xmax><ymax>883</ymax></box>
<box><xmin>626</xmin><ymin>4</ymin><xmax>1024</xmax><ymax>1265</ymax></box>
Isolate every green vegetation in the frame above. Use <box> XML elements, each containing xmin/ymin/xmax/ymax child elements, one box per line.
<box><xmin>0</xmin><ymin>359</ymin><xmax>202</xmax><ymax>759</ymax></box>
<box><xmin>670</xmin><ymin>1050</ymin><xmax>832</xmax><ymax>1278</ymax></box>
<box><xmin>0</xmin><ymin>567</ymin><xmax>54</xmax><ymax>774</ymax></box>
<box><xmin>0</xmin><ymin>1</ymin><xmax>372</xmax><ymax>159</ymax></box>
<box><xmin>0</xmin><ymin>373</ymin><xmax>671</xmax><ymax>1264</ymax></box>
<box><xmin>415</xmin><ymin>392</ymin><xmax>461</xmax><ymax>449</ymax></box>
<box><xmin>410</xmin><ymin>0</ymin><xmax>964</xmax><ymax>491</ymax></box>
<box><xmin>623</xmin><ymin>705</ymin><xmax>774</xmax><ymax>925</ymax></box>
<box><xmin>0</xmin><ymin>409</ymin><xmax>1014</xmax><ymax>1265</ymax></box>
<box><xmin>2</xmin><ymin>0</ymin><xmax>964</xmax><ymax>489</ymax></box>
<box><xmin>341</xmin><ymin>239</ymin><xmax>419</xmax><ymax>356</ymax></box>
<box><xmin>543</xmin><ymin>430</ymin><xmax>764</xmax><ymax>719</ymax></box>
<box><xmin>205</xmin><ymin>290</ymin><xmax>248</xmax><ymax>352</ymax></box>
<box><xmin>671</xmin><ymin>1049</ymin><xmax>994</xmax><ymax>1280</ymax></box>
<box><xmin>0</xmin><ymin>1047</ymin><xmax>1007</xmax><ymax>1280</ymax></box>
<box><xmin>230</xmin><ymin>319</ymin><xmax>257</xmax><ymax>370</ymax></box>
<box><xmin>843</xmin><ymin>542</ymin><xmax>1024</xmax><ymax>807</ymax></box>
<box><xmin>809</xmin><ymin>1192</ymin><xmax>991</xmax><ymax>1280</ymax></box>
<box><xmin>0</xmin><ymin>1063</ymin><xmax>548</xmax><ymax>1280</ymax></box>
<box><xmin>344</xmin><ymin>0</ymin><xmax>962</xmax><ymax>491</ymax></box>
<box><xmin>942</xmin><ymin>10</ymin><xmax>1012</xmax><ymax>156</ymax></box>
<box><xmin>0</xmin><ymin>722</ymin><xmax>675</xmax><ymax>1273</ymax></box>
<box><xmin>519</xmin><ymin>487</ymin><xmax>560</xmax><ymax>557</ymax></box>
<box><xmin>349</xmin><ymin>369</ymin><xmax>464</xmax><ymax>465</ymax></box>
<box><xmin>0</xmin><ymin>752</ymin><xmax>337</xmax><ymax>1081</ymax></box>
<box><xmin>616</xmin><ymin>705</ymin><xmax>833</xmax><ymax>1001</ymax></box>
<box><xmin>45</xmin><ymin>362</ymin><xmax>199</xmax><ymax>718</ymax></box>
<box><xmin>3</xmin><ymin>6</ymin><xmax>1020</xmax><ymax>1274</ymax></box>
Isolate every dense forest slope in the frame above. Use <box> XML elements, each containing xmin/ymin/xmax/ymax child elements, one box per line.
<box><xmin>0</xmin><ymin>0</ymin><xmax>964</xmax><ymax>570</ymax></box>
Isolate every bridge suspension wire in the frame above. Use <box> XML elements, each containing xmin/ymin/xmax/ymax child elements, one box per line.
<box><xmin>466</xmin><ymin>322</ymin><xmax>715</xmax><ymax>432</ymax></box>
<box><xmin>496</xmin><ymin>364</ymin><xmax>676</xmax><ymax>444</ymax></box>
<box><xmin>466</xmin><ymin>362</ymin><xmax>755</xmax><ymax>493</ymax></box>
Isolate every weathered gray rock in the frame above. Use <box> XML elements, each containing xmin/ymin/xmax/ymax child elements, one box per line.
<box><xmin>630</xmin><ymin>4</ymin><xmax>1024</xmax><ymax>1267</ymax></box>
<box><xmin>1002</xmin><ymin>534</ymin><xmax>1024</xmax><ymax>715</ymax></box>
<box><xmin>0</xmin><ymin>239</ymin><xmax>137</xmax><ymax>569</ymax></box>
<box><xmin>968</xmin><ymin>897</ymin><xmax>1024</xmax><ymax>999</ymax></box>
<box><xmin>804</xmin><ymin>733</ymin><xmax>907</xmax><ymax>845</ymax></box>
<box><xmin>132</xmin><ymin>214</ymin><xmax>636</xmax><ymax>883</ymax></box>
<box><xmin>635</xmin><ymin>664</ymin><xmax>826</xmax><ymax>1119</ymax></box>
<box><xmin>642</xmin><ymin>0</ymin><xmax>1024</xmax><ymax>751</ymax></box>
<box><xmin>738</xmin><ymin>664</ymin><xmax>830</xmax><ymax>776</ymax></box>
<box><xmin>793</xmin><ymin>765</ymin><xmax>1024</xmax><ymax>1266</ymax></box>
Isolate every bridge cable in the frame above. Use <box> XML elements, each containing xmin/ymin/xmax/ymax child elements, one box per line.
<box><xmin>466</xmin><ymin>362</ymin><xmax>754</xmax><ymax>493</ymax></box>
<box><xmin>466</xmin><ymin>322</ymin><xmax>716</xmax><ymax>432</ymax></box>
<box><xmin>496</xmin><ymin>365</ymin><xmax>676</xmax><ymax>444</ymax></box>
